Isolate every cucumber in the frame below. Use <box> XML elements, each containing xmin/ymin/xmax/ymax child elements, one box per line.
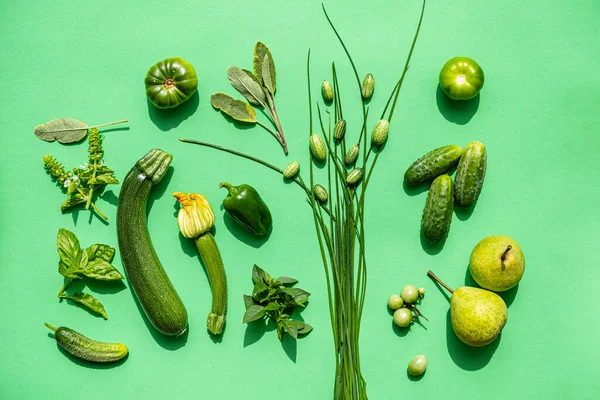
<box><xmin>421</xmin><ymin>174</ymin><xmax>454</xmax><ymax>242</ymax></box>
<box><xmin>404</xmin><ymin>145</ymin><xmax>462</xmax><ymax>185</ymax></box>
<box><xmin>117</xmin><ymin>149</ymin><xmax>188</xmax><ymax>336</ymax></box>
<box><xmin>454</xmin><ymin>141</ymin><xmax>487</xmax><ymax>207</ymax></box>
<box><xmin>45</xmin><ymin>323</ymin><xmax>128</xmax><ymax>363</ymax></box>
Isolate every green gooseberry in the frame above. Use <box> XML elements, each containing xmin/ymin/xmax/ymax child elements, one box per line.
<box><xmin>388</xmin><ymin>294</ymin><xmax>404</xmax><ymax>310</ymax></box>
<box><xmin>401</xmin><ymin>285</ymin><xmax>419</xmax><ymax>304</ymax></box>
<box><xmin>393</xmin><ymin>308</ymin><xmax>413</xmax><ymax>328</ymax></box>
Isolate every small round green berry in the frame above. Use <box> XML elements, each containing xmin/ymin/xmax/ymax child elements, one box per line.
<box><xmin>388</xmin><ymin>294</ymin><xmax>403</xmax><ymax>310</ymax></box>
<box><xmin>418</xmin><ymin>287</ymin><xmax>426</xmax><ymax>298</ymax></box>
<box><xmin>407</xmin><ymin>354</ymin><xmax>428</xmax><ymax>376</ymax></box>
<box><xmin>401</xmin><ymin>285</ymin><xmax>419</xmax><ymax>304</ymax></box>
<box><xmin>393</xmin><ymin>308</ymin><xmax>413</xmax><ymax>327</ymax></box>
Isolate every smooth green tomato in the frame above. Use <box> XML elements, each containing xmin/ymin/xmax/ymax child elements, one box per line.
<box><xmin>439</xmin><ymin>56</ymin><xmax>484</xmax><ymax>100</ymax></box>
<box><xmin>418</xmin><ymin>287</ymin><xmax>426</xmax><ymax>298</ymax></box>
<box><xmin>393</xmin><ymin>308</ymin><xmax>413</xmax><ymax>328</ymax></box>
<box><xmin>401</xmin><ymin>285</ymin><xmax>419</xmax><ymax>304</ymax></box>
<box><xmin>388</xmin><ymin>294</ymin><xmax>404</xmax><ymax>310</ymax></box>
<box><xmin>145</xmin><ymin>57</ymin><xmax>198</xmax><ymax>109</ymax></box>
<box><xmin>408</xmin><ymin>354</ymin><xmax>428</xmax><ymax>376</ymax></box>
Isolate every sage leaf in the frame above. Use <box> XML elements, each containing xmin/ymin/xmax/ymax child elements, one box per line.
<box><xmin>253</xmin><ymin>42</ymin><xmax>276</xmax><ymax>91</ymax></box>
<box><xmin>227</xmin><ymin>66</ymin><xmax>266</xmax><ymax>107</ymax></box>
<box><xmin>242</xmin><ymin>69</ymin><xmax>261</xmax><ymax>86</ymax></box>
<box><xmin>85</xmin><ymin>244</ymin><xmax>115</xmax><ymax>263</ymax></box>
<box><xmin>210</xmin><ymin>92</ymin><xmax>257</xmax><ymax>123</ymax></box>
<box><xmin>34</xmin><ymin>118</ymin><xmax>88</xmax><ymax>143</ymax></box>
<box><xmin>261</xmin><ymin>54</ymin><xmax>275</xmax><ymax>94</ymax></box>
<box><xmin>82</xmin><ymin>259</ymin><xmax>124</xmax><ymax>281</ymax></box>
<box><xmin>243</xmin><ymin>304</ymin><xmax>266</xmax><ymax>323</ymax></box>
<box><xmin>60</xmin><ymin>194</ymin><xmax>87</xmax><ymax>211</ymax></box>
<box><xmin>276</xmin><ymin>276</ymin><xmax>299</xmax><ymax>286</ymax></box>
<box><xmin>87</xmin><ymin>174</ymin><xmax>119</xmax><ymax>185</ymax></box>
<box><xmin>243</xmin><ymin>294</ymin><xmax>255</xmax><ymax>309</ymax></box>
<box><xmin>57</xmin><ymin>228</ymin><xmax>81</xmax><ymax>271</ymax></box>
<box><xmin>60</xmin><ymin>292</ymin><xmax>108</xmax><ymax>319</ymax></box>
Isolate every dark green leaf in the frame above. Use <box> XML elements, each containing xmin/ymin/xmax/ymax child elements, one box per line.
<box><xmin>60</xmin><ymin>194</ymin><xmax>86</xmax><ymax>212</ymax></box>
<box><xmin>253</xmin><ymin>281</ymin><xmax>268</xmax><ymax>295</ymax></box>
<box><xmin>85</xmin><ymin>244</ymin><xmax>115</xmax><ymax>263</ymax></box>
<box><xmin>33</xmin><ymin>118</ymin><xmax>88</xmax><ymax>143</ymax></box>
<box><xmin>60</xmin><ymin>292</ymin><xmax>108</xmax><ymax>319</ymax></box>
<box><xmin>253</xmin><ymin>42</ymin><xmax>276</xmax><ymax>91</ymax></box>
<box><xmin>210</xmin><ymin>92</ymin><xmax>257</xmax><ymax>123</ymax></box>
<box><xmin>88</xmin><ymin>174</ymin><xmax>119</xmax><ymax>185</ymax></box>
<box><xmin>298</xmin><ymin>321</ymin><xmax>313</xmax><ymax>335</ymax></box>
<box><xmin>57</xmin><ymin>228</ymin><xmax>81</xmax><ymax>271</ymax></box>
<box><xmin>252</xmin><ymin>264</ymin><xmax>271</xmax><ymax>285</ymax></box>
<box><xmin>264</xmin><ymin>302</ymin><xmax>280</xmax><ymax>311</ymax></box>
<box><xmin>281</xmin><ymin>319</ymin><xmax>298</xmax><ymax>339</ymax></box>
<box><xmin>243</xmin><ymin>305</ymin><xmax>266</xmax><ymax>323</ymax></box>
<box><xmin>81</xmin><ymin>259</ymin><xmax>124</xmax><ymax>281</ymax></box>
<box><xmin>227</xmin><ymin>66</ymin><xmax>266</xmax><ymax>107</ymax></box>
<box><xmin>276</xmin><ymin>276</ymin><xmax>299</xmax><ymax>285</ymax></box>
<box><xmin>243</xmin><ymin>295</ymin><xmax>255</xmax><ymax>309</ymax></box>
<box><xmin>261</xmin><ymin>54</ymin><xmax>275</xmax><ymax>94</ymax></box>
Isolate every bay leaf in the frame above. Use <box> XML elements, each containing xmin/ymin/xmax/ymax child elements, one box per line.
<box><xmin>210</xmin><ymin>92</ymin><xmax>257</xmax><ymax>123</ymax></box>
<box><xmin>60</xmin><ymin>292</ymin><xmax>108</xmax><ymax>319</ymax></box>
<box><xmin>81</xmin><ymin>259</ymin><xmax>124</xmax><ymax>281</ymax></box>
<box><xmin>34</xmin><ymin>118</ymin><xmax>88</xmax><ymax>143</ymax></box>
<box><xmin>262</xmin><ymin>54</ymin><xmax>275</xmax><ymax>94</ymax></box>
<box><xmin>253</xmin><ymin>42</ymin><xmax>276</xmax><ymax>91</ymax></box>
<box><xmin>227</xmin><ymin>66</ymin><xmax>266</xmax><ymax>107</ymax></box>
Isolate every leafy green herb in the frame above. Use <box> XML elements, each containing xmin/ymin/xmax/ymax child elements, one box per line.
<box><xmin>55</xmin><ymin>228</ymin><xmax>124</xmax><ymax>319</ymax></box>
<box><xmin>43</xmin><ymin>128</ymin><xmax>119</xmax><ymax>221</ymax></box>
<box><xmin>33</xmin><ymin>118</ymin><xmax>127</xmax><ymax>143</ymax></box>
<box><xmin>211</xmin><ymin>42</ymin><xmax>288</xmax><ymax>154</ymax></box>
<box><xmin>243</xmin><ymin>265</ymin><xmax>312</xmax><ymax>342</ymax></box>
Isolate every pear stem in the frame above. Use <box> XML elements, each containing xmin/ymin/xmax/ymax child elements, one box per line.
<box><xmin>427</xmin><ymin>270</ymin><xmax>454</xmax><ymax>294</ymax></box>
<box><xmin>501</xmin><ymin>245</ymin><xmax>512</xmax><ymax>271</ymax></box>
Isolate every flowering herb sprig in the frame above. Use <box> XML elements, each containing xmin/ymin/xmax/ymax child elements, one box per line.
<box><xmin>43</xmin><ymin>128</ymin><xmax>119</xmax><ymax>221</ymax></box>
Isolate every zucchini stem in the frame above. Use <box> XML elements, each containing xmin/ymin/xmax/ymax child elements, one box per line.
<box><xmin>195</xmin><ymin>232</ymin><xmax>227</xmax><ymax>335</ymax></box>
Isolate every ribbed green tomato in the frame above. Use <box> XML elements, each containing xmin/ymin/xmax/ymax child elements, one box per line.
<box><xmin>145</xmin><ymin>57</ymin><xmax>198</xmax><ymax>109</ymax></box>
<box><xmin>439</xmin><ymin>57</ymin><xmax>484</xmax><ymax>100</ymax></box>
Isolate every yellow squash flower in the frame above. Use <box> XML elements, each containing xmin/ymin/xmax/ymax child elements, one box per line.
<box><xmin>172</xmin><ymin>192</ymin><xmax>215</xmax><ymax>238</ymax></box>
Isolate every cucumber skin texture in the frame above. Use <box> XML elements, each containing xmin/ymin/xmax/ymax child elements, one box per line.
<box><xmin>421</xmin><ymin>174</ymin><xmax>454</xmax><ymax>243</ymax></box>
<box><xmin>454</xmin><ymin>141</ymin><xmax>487</xmax><ymax>207</ymax></box>
<box><xmin>404</xmin><ymin>145</ymin><xmax>462</xmax><ymax>185</ymax></box>
<box><xmin>54</xmin><ymin>326</ymin><xmax>128</xmax><ymax>363</ymax></box>
<box><xmin>117</xmin><ymin>150</ymin><xmax>188</xmax><ymax>336</ymax></box>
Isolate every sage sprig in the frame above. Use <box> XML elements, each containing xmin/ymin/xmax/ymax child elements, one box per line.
<box><xmin>55</xmin><ymin>228</ymin><xmax>124</xmax><ymax>319</ymax></box>
<box><xmin>34</xmin><ymin>118</ymin><xmax>127</xmax><ymax>143</ymax></box>
<box><xmin>211</xmin><ymin>42</ymin><xmax>288</xmax><ymax>154</ymax></box>
<box><xmin>43</xmin><ymin>128</ymin><xmax>119</xmax><ymax>221</ymax></box>
<box><xmin>243</xmin><ymin>265</ymin><xmax>312</xmax><ymax>342</ymax></box>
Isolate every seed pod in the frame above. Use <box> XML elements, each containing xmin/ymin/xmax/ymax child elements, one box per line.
<box><xmin>313</xmin><ymin>184</ymin><xmax>328</xmax><ymax>203</ymax></box>
<box><xmin>344</xmin><ymin>144</ymin><xmax>360</xmax><ymax>166</ymax></box>
<box><xmin>283</xmin><ymin>161</ymin><xmax>300</xmax><ymax>179</ymax></box>
<box><xmin>309</xmin><ymin>134</ymin><xmax>327</xmax><ymax>162</ymax></box>
<box><xmin>321</xmin><ymin>80</ymin><xmax>334</xmax><ymax>103</ymax></box>
<box><xmin>346</xmin><ymin>168</ymin><xmax>364</xmax><ymax>186</ymax></box>
<box><xmin>371</xmin><ymin>119</ymin><xmax>390</xmax><ymax>146</ymax></box>
<box><xmin>361</xmin><ymin>73</ymin><xmax>375</xmax><ymax>99</ymax></box>
<box><xmin>333</xmin><ymin>119</ymin><xmax>347</xmax><ymax>141</ymax></box>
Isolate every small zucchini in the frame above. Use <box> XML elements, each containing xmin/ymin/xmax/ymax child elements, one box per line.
<box><xmin>404</xmin><ymin>145</ymin><xmax>462</xmax><ymax>186</ymax></box>
<box><xmin>454</xmin><ymin>141</ymin><xmax>487</xmax><ymax>207</ymax></box>
<box><xmin>421</xmin><ymin>174</ymin><xmax>454</xmax><ymax>242</ymax></box>
<box><xmin>45</xmin><ymin>323</ymin><xmax>128</xmax><ymax>363</ymax></box>
<box><xmin>117</xmin><ymin>149</ymin><xmax>188</xmax><ymax>336</ymax></box>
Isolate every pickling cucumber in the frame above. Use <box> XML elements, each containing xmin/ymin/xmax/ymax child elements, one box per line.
<box><xmin>45</xmin><ymin>323</ymin><xmax>128</xmax><ymax>363</ymax></box>
<box><xmin>421</xmin><ymin>174</ymin><xmax>454</xmax><ymax>242</ymax></box>
<box><xmin>454</xmin><ymin>141</ymin><xmax>487</xmax><ymax>207</ymax></box>
<box><xmin>404</xmin><ymin>145</ymin><xmax>462</xmax><ymax>185</ymax></box>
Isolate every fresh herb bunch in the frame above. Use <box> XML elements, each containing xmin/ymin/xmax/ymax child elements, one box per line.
<box><xmin>55</xmin><ymin>228</ymin><xmax>124</xmax><ymax>319</ymax></box>
<box><xmin>243</xmin><ymin>265</ymin><xmax>312</xmax><ymax>341</ymax></box>
<box><xmin>43</xmin><ymin>128</ymin><xmax>119</xmax><ymax>221</ymax></box>
<box><xmin>211</xmin><ymin>42</ymin><xmax>289</xmax><ymax>154</ymax></box>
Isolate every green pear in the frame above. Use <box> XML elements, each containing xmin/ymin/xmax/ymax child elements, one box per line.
<box><xmin>428</xmin><ymin>271</ymin><xmax>507</xmax><ymax>347</ymax></box>
<box><xmin>469</xmin><ymin>235</ymin><xmax>525</xmax><ymax>292</ymax></box>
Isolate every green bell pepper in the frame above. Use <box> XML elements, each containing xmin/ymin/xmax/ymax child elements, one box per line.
<box><xmin>219</xmin><ymin>182</ymin><xmax>272</xmax><ymax>236</ymax></box>
<box><xmin>145</xmin><ymin>57</ymin><xmax>198</xmax><ymax>109</ymax></box>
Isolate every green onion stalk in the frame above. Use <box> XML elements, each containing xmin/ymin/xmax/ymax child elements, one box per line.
<box><xmin>180</xmin><ymin>1</ymin><xmax>427</xmax><ymax>397</ymax></box>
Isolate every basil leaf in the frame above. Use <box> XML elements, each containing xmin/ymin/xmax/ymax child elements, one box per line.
<box><xmin>253</xmin><ymin>281</ymin><xmax>268</xmax><ymax>295</ymax></box>
<box><xmin>261</xmin><ymin>54</ymin><xmax>275</xmax><ymax>94</ymax></box>
<box><xmin>85</xmin><ymin>244</ymin><xmax>115</xmax><ymax>263</ymax></box>
<box><xmin>82</xmin><ymin>259</ymin><xmax>124</xmax><ymax>281</ymax></box>
<box><xmin>34</xmin><ymin>118</ymin><xmax>89</xmax><ymax>143</ymax></box>
<box><xmin>57</xmin><ymin>228</ymin><xmax>81</xmax><ymax>271</ymax></box>
<box><xmin>227</xmin><ymin>66</ymin><xmax>266</xmax><ymax>107</ymax></box>
<box><xmin>210</xmin><ymin>92</ymin><xmax>257</xmax><ymax>123</ymax></box>
<box><xmin>281</xmin><ymin>319</ymin><xmax>298</xmax><ymax>339</ymax></box>
<box><xmin>60</xmin><ymin>194</ymin><xmax>86</xmax><ymax>211</ymax></box>
<box><xmin>276</xmin><ymin>276</ymin><xmax>299</xmax><ymax>286</ymax></box>
<box><xmin>298</xmin><ymin>322</ymin><xmax>313</xmax><ymax>335</ymax></box>
<box><xmin>88</xmin><ymin>174</ymin><xmax>119</xmax><ymax>185</ymax></box>
<box><xmin>60</xmin><ymin>292</ymin><xmax>108</xmax><ymax>319</ymax></box>
<box><xmin>243</xmin><ymin>305</ymin><xmax>266</xmax><ymax>323</ymax></box>
<box><xmin>253</xmin><ymin>42</ymin><xmax>276</xmax><ymax>91</ymax></box>
<box><xmin>243</xmin><ymin>295</ymin><xmax>255</xmax><ymax>310</ymax></box>
<box><xmin>58</xmin><ymin>262</ymin><xmax>80</xmax><ymax>279</ymax></box>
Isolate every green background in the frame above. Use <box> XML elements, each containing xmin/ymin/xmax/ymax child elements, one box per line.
<box><xmin>1</xmin><ymin>0</ymin><xmax>599</xmax><ymax>398</ymax></box>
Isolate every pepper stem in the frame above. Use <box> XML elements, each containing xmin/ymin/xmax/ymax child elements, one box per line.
<box><xmin>218</xmin><ymin>182</ymin><xmax>234</xmax><ymax>196</ymax></box>
<box><xmin>44</xmin><ymin>322</ymin><xmax>58</xmax><ymax>332</ymax></box>
<box><xmin>427</xmin><ymin>270</ymin><xmax>454</xmax><ymax>294</ymax></box>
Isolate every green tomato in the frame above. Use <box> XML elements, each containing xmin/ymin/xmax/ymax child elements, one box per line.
<box><xmin>388</xmin><ymin>294</ymin><xmax>404</xmax><ymax>310</ymax></box>
<box><xmin>439</xmin><ymin>57</ymin><xmax>484</xmax><ymax>100</ymax></box>
<box><xmin>145</xmin><ymin>57</ymin><xmax>198</xmax><ymax>109</ymax></box>
<box><xmin>393</xmin><ymin>308</ymin><xmax>413</xmax><ymax>328</ymax></box>
<box><xmin>401</xmin><ymin>285</ymin><xmax>419</xmax><ymax>304</ymax></box>
<box><xmin>407</xmin><ymin>354</ymin><xmax>428</xmax><ymax>376</ymax></box>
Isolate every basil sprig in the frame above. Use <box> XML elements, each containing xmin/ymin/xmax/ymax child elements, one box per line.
<box><xmin>56</xmin><ymin>228</ymin><xmax>124</xmax><ymax>319</ymax></box>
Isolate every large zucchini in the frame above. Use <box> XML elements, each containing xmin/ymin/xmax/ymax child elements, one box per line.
<box><xmin>117</xmin><ymin>149</ymin><xmax>188</xmax><ymax>336</ymax></box>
